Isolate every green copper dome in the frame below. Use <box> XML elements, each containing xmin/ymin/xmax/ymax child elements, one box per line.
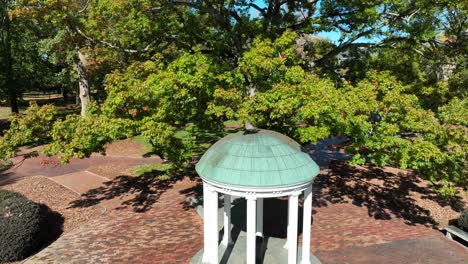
<box><xmin>195</xmin><ymin>129</ymin><xmax>319</xmax><ymax>188</ymax></box>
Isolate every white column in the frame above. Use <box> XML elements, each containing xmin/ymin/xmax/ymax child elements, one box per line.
<box><xmin>202</xmin><ymin>185</ymin><xmax>218</xmax><ymax>264</ymax></box>
<box><xmin>222</xmin><ymin>194</ymin><xmax>232</xmax><ymax>246</ymax></box>
<box><xmin>202</xmin><ymin>184</ymin><xmax>211</xmax><ymax>263</ymax></box>
<box><xmin>256</xmin><ymin>198</ymin><xmax>263</xmax><ymax>237</ymax></box>
<box><xmin>288</xmin><ymin>193</ymin><xmax>299</xmax><ymax>264</ymax></box>
<box><xmin>246</xmin><ymin>196</ymin><xmax>257</xmax><ymax>264</ymax></box>
<box><xmin>301</xmin><ymin>185</ymin><xmax>313</xmax><ymax>264</ymax></box>
<box><xmin>284</xmin><ymin>198</ymin><xmax>290</xmax><ymax>249</ymax></box>
<box><xmin>210</xmin><ymin>189</ymin><xmax>219</xmax><ymax>263</ymax></box>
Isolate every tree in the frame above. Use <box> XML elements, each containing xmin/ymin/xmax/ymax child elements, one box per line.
<box><xmin>0</xmin><ymin>0</ymin><xmax>465</xmax><ymax>194</ymax></box>
<box><xmin>45</xmin><ymin>52</ymin><xmax>224</xmax><ymax>163</ymax></box>
<box><xmin>208</xmin><ymin>32</ymin><xmax>467</xmax><ymax>192</ymax></box>
<box><xmin>1</xmin><ymin>0</ymin><xmax>60</xmax><ymax>113</ymax></box>
<box><xmin>14</xmin><ymin>0</ymin><xmax>181</xmax><ymax>116</ymax></box>
<box><xmin>0</xmin><ymin>0</ymin><xmax>18</xmax><ymax>113</ymax></box>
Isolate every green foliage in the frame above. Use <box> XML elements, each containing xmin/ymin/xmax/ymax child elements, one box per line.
<box><xmin>448</xmin><ymin>68</ymin><xmax>468</xmax><ymax>99</ymax></box>
<box><xmin>103</xmin><ymin>52</ymin><xmax>224</xmax><ymax>126</ymax></box>
<box><xmin>0</xmin><ymin>102</ymin><xmax>56</xmax><ymax>160</ymax></box>
<box><xmin>2</xmin><ymin>1</ymin><xmax>466</xmax><ymax>193</ymax></box>
<box><xmin>458</xmin><ymin>210</ymin><xmax>468</xmax><ymax>232</ymax></box>
<box><xmin>338</xmin><ymin>72</ymin><xmax>466</xmax><ymax>188</ymax></box>
<box><xmin>439</xmin><ymin>183</ymin><xmax>458</xmax><ymax>198</ymax></box>
<box><xmin>0</xmin><ymin>190</ymin><xmax>47</xmax><ymax>262</ymax></box>
<box><xmin>438</xmin><ymin>98</ymin><xmax>468</xmax><ymax>126</ymax></box>
<box><xmin>44</xmin><ymin>114</ymin><xmax>134</xmax><ymax>163</ymax></box>
<box><xmin>97</xmin><ymin>52</ymin><xmax>226</xmax><ymax>168</ymax></box>
<box><xmin>206</xmin><ymin>32</ymin><xmax>467</xmax><ymax>192</ymax></box>
<box><xmin>139</xmin><ymin>119</ymin><xmax>193</xmax><ymax>167</ymax></box>
<box><xmin>238</xmin><ymin>31</ymin><xmax>303</xmax><ymax>91</ymax></box>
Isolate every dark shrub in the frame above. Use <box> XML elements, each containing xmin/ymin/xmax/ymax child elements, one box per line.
<box><xmin>0</xmin><ymin>190</ymin><xmax>53</xmax><ymax>262</ymax></box>
<box><xmin>458</xmin><ymin>209</ymin><xmax>468</xmax><ymax>232</ymax></box>
<box><xmin>0</xmin><ymin>189</ymin><xmax>23</xmax><ymax>201</ymax></box>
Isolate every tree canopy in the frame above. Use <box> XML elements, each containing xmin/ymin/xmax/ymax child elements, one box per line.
<box><xmin>0</xmin><ymin>0</ymin><xmax>466</xmax><ymax>195</ymax></box>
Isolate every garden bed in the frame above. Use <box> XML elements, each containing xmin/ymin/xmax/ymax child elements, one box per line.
<box><xmin>1</xmin><ymin>176</ymin><xmax>104</xmax><ymax>233</ymax></box>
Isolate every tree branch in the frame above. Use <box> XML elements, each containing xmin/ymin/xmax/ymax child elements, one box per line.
<box><xmin>170</xmin><ymin>0</ymin><xmax>199</xmax><ymax>9</ymax></box>
<box><xmin>314</xmin><ymin>6</ymin><xmax>421</xmax><ymax>65</ymax></box>
<box><xmin>386</xmin><ymin>8</ymin><xmax>420</xmax><ymax>23</ymax></box>
<box><xmin>74</xmin><ymin>26</ymin><xmax>158</xmax><ymax>53</ymax></box>
<box><xmin>315</xmin><ymin>26</ymin><xmax>378</xmax><ymax>64</ymax></box>
<box><xmin>77</xmin><ymin>0</ymin><xmax>91</xmax><ymax>14</ymax></box>
<box><xmin>248</xmin><ymin>3</ymin><xmax>266</xmax><ymax>16</ymax></box>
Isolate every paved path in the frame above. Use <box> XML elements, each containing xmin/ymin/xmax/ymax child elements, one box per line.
<box><xmin>316</xmin><ymin>235</ymin><xmax>468</xmax><ymax>264</ymax></box>
<box><xmin>51</xmin><ymin>171</ymin><xmax>110</xmax><ymax>194</ymax></box>
<box><xmin>3</xmin><ymin>154</ymin><xmax>159</xmax><ymax>180</ymax></box>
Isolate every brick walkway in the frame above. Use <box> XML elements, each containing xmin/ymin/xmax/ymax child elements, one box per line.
<box><xmin>26</xmin><ymin>179</ymin><xmax>204</xmax><ymax>264</ymax></box>
<box><xmin>24</xmin><ymin>177</ymin><xmax>468</xmax><ymax>264</ymax></box>
<box><xmin>311</xmin><ymin>203</ymin><xmax>436</xmax><ymax>252</ymax></box>
<box><xmin>316</xmin><ymin>235</ymin><xmax>468</xmax><ymax>264</ymax></box>
<box><xmin>4</xmin><ymin>154</ymin><xmax>159</xmax><ymax>179</ymax></box>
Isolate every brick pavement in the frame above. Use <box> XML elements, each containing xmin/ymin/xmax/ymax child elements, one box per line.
<box><xmin>316</xmin><ymin>235</ymin><xmax>468</xmax><ymax>264</ymax></box>
<box><xmin>25</xmin><ymin>176</ymin><xmax>468</xmax><ymax>264</ymax></box>
<box><xmin>1</xmin><ymin>154</ymin><xmax>160</xmax><ymax>184</ymax></box>
<box><xmin>310</xmin><ymin>203</ymin><xmax>436</xmax><ymax>252</ymax></box>
<box><xmin>26</xmin><ymin>179</ymin><xmax>204</xmax><ymax>264</ymax></box>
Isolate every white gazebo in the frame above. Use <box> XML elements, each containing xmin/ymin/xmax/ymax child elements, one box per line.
<box><xmin>194</xmin><ymin>129</ymin><xmax>320</xmax><ymax>264</ymax></box>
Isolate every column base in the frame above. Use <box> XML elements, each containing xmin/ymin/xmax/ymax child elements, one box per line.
<box><xmin>192</xmin><ymin>196</ymin><xmax>321</xmax><ymax>264</ymax></box>
<box><xmin>221</xmin><ymin>239</ymin><xmax>234</xmax><ymax>247</ymax></box>
<box><xmin>191</xmin><ymin>233</ymin><xmax>321</xmax><ymax>264</ymax></box>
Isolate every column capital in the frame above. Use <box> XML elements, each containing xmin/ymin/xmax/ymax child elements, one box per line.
<box><xmin>291</xmin><ymin>190</ymin><xmax>301</xmax><ymax>197</ymax></box>
<box><xmin>245</xmin><ymin>194</ymin><xmax>257</xmax><ymax>201</ymax></box>
<box><xmin>204</xmin><ymin>183</ymin><xmax>216</xmax><ymax>193</ymax></box>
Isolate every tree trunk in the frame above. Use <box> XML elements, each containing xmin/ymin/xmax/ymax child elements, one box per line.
<box><xmin>75</xmin><ymin>49</ymin><xmax>90</xmax><ymax>117</ymax></box>
<box><xmin>3</xmin><ymin>3</ymin><xmax>18</xmax><ymax>113</ymax></box>
<box><xmin>244</xmin><ymin>86</ymin><xmax>256</xmax><ymax>130</ymax></box>
<box><xmin>8</xmin><ymin>91</ymin><xmax>19</xmax><ymax>113</ymax></box>
<box><xmin>62</xmin><ymin>87</ymin><xmax>69</xmax><ymax>100</ymax></box>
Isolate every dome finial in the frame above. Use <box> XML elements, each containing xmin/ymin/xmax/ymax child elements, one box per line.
<box><xmin>244</xmin><ymin>121</ymin><xmax>256</xmax><ymax>131</ymax></box>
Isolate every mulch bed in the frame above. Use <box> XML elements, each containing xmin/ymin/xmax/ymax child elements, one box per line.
<box><xmin>104</xmin><ymin>139</ymin><xmax>148</xmax><ymax>158</ymax></box>
<box><xmin>1</xmin><ymin>176</ymin><xmax>104</xmax><ymax>233</ymax></box>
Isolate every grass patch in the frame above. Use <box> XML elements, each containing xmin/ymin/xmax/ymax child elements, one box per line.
<box><xmin>23</xmin><ymin>93</ymin><xmax>63</xmax><ymax>101</ymax></box>
<box><xmin>0</xmin><ymin>107</ymin><xmax>25</xmax><ymax>120</ymax></box>
<box><xmin>174</xmin><ymin>129</ymin><xmax>191</xmax><ymax>139</ymax></box>
<box><xmin>224</xmin><ymin>120</ymin><xmax>242</xmax><ymax>128</ymax></box>
<box><xmin>131</xmin><ymin>135</ymin><xmax>153</xmax><ymax>154</ymax></box>
<box><xmin>0</xmin><ymin>107</ymin><xmax>12</xmax><ymax>120</ymax></box>
<box><xmin>131</xmin><ymin>163</ymin><xmax>172</xmax><ymax>179</ymax></box>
